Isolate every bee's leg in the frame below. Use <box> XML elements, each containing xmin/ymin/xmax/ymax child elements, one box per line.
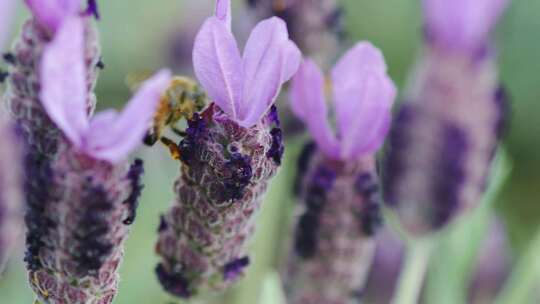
<box><xmin>171</xmin><ymin>126</ymin><xmax>187</xmax><ymax>137</ymax></box>
<box><xmin>143</xmin><ymin>131</ymin><xmax>158</xmax><ymax>146</ymax></box>
<box><xmin>160</xmin><ymin>136</ymin><xmax>182</xmax><ymax>160</ymax></box>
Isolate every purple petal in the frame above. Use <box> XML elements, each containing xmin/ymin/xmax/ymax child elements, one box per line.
<box><xmin>40</xmin><ymin>16</ymin><xmax>88</xmax><ymax>146</ymax></box>
<box><xmin>193</xmin><ymin>17</ymin><xmax>243</xmax><ymax>120</ymax></box>
<box><xmin>25</xmin><ymin>0</ymin><xmax>81</xmax><ymax>33</ymax></box>
<box><xmin>0</xmin><ymin>0</ymin><xmax>17</xmax><ymax>50</ymax></box>
<box><xmin>239</xmin><ymin>17</ymin><xmax>301</xmax><ymax>127</ymax></box>
<box><xmin>82</xmin><ymin>69</ymin><xmax>171</xmax><ymax>163</ymax></box>
<box><xmin>423</xmin><ymin>0</ymin><xmax>508</xmax><ymax>51</ymax></box>
<box><xmin>290</xmin><ymin>59</ymin><xmax>340</xmax><ymax>158</ymax></box>
<box><xmin>215</xmin><ymin>0</ymin><xmax>231</xmax><ymax>31</ymax></box>
<box><xmin>331</xmin><ymin>42</ymin><xmax>396</xmax><ymax>159</ymax></box>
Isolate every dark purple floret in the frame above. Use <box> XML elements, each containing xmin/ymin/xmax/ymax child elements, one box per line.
<box><xmin>23</xmin><ymin>151</ymin><xmax>54</xmax><ymax>271</ymax></box>
<box><xmin>294</xmin><ymin>141</ymin><xmax>317</xmax><ymax>196</ymax></box>
<box><xmin>360</xmin><ymin>201</ymin><xmax>382</xmax><ymax>236</ymax></box>
<box><xmin>157</xmin><ymin>214</ymin><xmax>168</xmax><ymax>232</ymax></box>
<box><xmin>311</xmin><ymin>165</ymin><xmax>336</xmax><ymax>191</ymax></box>
<box><xmin>430</xmin><ymin>124</ymin><xmax>467</xmax><ymax>229</ymax></box>
<box><xmin>220</xmin><ymin>153</ymin><xmax>253</xmax><ymax>203</ymax></box>
<box><xmin>267</xmin><ymin>105</ymin><xmax>281</xmax><ymax>126</ymax></box>
<box><xmin>2</xmin><ymin>53</ymin><xmax>16</xmax><ymax>65</ymax></box>
<box><xmin>85</xmin><ymin>0</ymin><xmax>100</xmax><ymax>20</ymax></box>
<box><xmin>267</xmin><ymin>127</ymin><xmax>284</xmax><ymax>165</ymax></box>
<box><xmin>494</xmin><ymin>85</ymin><xmax>510</xmax><ymax>140</ymax></box>
<box><xmin>382</xmin><ymin>104</ymin><xmax>417</xmax><ymax>206</ymax></box>
<box><xmin>355</xmin><ymin>173</ymin><xmax>379</xmax><ymax>198</ymax></box>
<box><xmin>294</xmin><ymin>211</ymin><xmax>319</xmax><ymax>259</ymax></box>
<box><xmin>0</xmin><ymin>70</ymin><xmax>8</xmax><ymax>83</ymax></box>
<box><xmin>179</xmin><ymin>113</ymin><xmax>207</xmax><ymax>165</ymax></box>
<box><xmin>96</xmin><ymin>58</ymin><xmax>105</xmax><ymax>70</ymax></box>
<box><xmin>122</xmin><ymin>158</ymin><xmax>144</xmax><ymax>225</ymax></box>
<box><xmin>73</xmin><ymin>181</ymin><xmax>113</xmax><ymax>275</ymax></box>
<box><xmin>156</xmin><ymin>263</ymin><xmax>192</xmax><ymax>298</ymax></box>
<box><xmin>223</xmin><ymin>256</ymin><xmax>250</xmax><ymax>281</ymax></box>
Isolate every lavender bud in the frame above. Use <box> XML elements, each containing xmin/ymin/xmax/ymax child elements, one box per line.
<box><xmin>283</xmin><ymin>145</ymin><xmax>382</xmax><ymax>304</ymax></box>
<box><xmin>3</xmin><ymin>18</ymin><xmax>100</xmax><ymax>156</ymax></box>
<box><xmin>27</xmin><ymin>144</ymin><xmax>144</xmax><ymax>304</ymax></box>
<box><xmin>382</xmin><ymin>1</ymin><xmax>508</xmax><ymax>235</ymax></box>
<box><xmin>246</xmin><ymin>0</ymin><xmax>343</xmax><ymax>65</ymax></box>
<box><xmin>0</xmin><ymin>116</ymin><xmax>23</xmax><ymax>273</ymax></box>
<box><xmin>155</xmin><ymin>104</ymin><xmax>282</xmax><ymax>297</ymax></box>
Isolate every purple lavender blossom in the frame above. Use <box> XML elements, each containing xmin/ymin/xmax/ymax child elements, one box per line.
<box><xmin>246</xmin><ymin>0</ymin><xmax>343</xmax><ymax>65</ymax></box>
<box><xmin>155</xmin><ymin>0</ymin><xmax>300</xmax><ymax>297</ymax></box>
<box><xmin>283</xmin><ymin>42</ymin><xmax>396</xmax><ymax>304</ymax></box>
<box><xmin>0</xmin><ymin>115</ymin><xmax>23</xmax><ymax>274</ymax></box>
<box><xmin>383</xmin><ymin>0</ymin><xmax>509</xmax><ymax>235</ymax></box>
<box><xmin>22</xmin><ymin>13</ymin><xmax>171</xmax><ymax>303</ymax></box>
<box><xmin>4</xmin><ymin>0</ymin><xmax>101</xmax><ymax>157</ymax></box>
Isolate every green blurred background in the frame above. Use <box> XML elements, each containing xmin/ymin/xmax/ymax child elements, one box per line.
<box><xmin>1</xmin><ymin>0</ymin><xmax>539</xmax><ymax>303</ymax></box>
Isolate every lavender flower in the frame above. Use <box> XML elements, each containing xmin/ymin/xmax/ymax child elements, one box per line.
<box><xmin>0</xmin><ymin>115</ymin><xmax>23</xmax><ymax>274</ymax></box>
<box><xmin>23</xmin><ymin>14</ymin><xmax>171</xmax><ymax>303</ymax></box>
<box><xmin>4</xmin><ymin>0</ymin><xmax>101</xmax><ymax>157</ymax></box>
<box><xmin>382</xmin><ymin>0</ymin><xmax>509</xmax><ymax>235</ymax></box>
<box><xmin>155</xmin><ymin>0</ymin><xmax>300</xmax><ymax>297</ymax></box>
<box><xmin>246</xmin><ymin>0</ymin><xmax>343</xmax><ymax>64</ymax></box>
<box><xmin>284</xmin><ymin>42</ymin><xmax>396</xmax><ymax>304</ymax></box>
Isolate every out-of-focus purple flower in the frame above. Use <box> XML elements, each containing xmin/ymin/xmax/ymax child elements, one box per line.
<box><xmin>469</xmin><ymin>218</ymin><xmax>511</xmax><ymax>304</ymax></box>
<box><xmin>383</xmin><ymin>0</ymin><xmax>509</xmax><ymax>235</ymax></box>
<box><xmin>39</xmin><ymin>17</ymin><xmax>171</xmax><ymax>163</ymax></box>
<box><xmin>0</xmin><ymin>116</ymin><xmax>23</xmax><ymax>274</ymax></box>
<box><xmin>155</xmin><ymin>0</ymin><xmax>295</xmax><ymax>297</ymax></box>
<box><xmin>0</xmin><ymin>0</ymin><xmax>17</xmax><ymax>50</ymax></box>
<box><xmin>25</xmin><ymin>0</ymin><xmax>82</xmax><ymax>34</ymax></box>
<box><xmin>363</xmin><ymin>228</ymin><xmax>405</xmax><ymax>304</ymax></box>
<box><xmin>423</xmin><ymin>0</ymin><xmax>508</xmax><ymax>53</ymax></box>
<box><xmin>283</xmin><ymin>42</ymin><xmax>395</xmax><ymax>304</ymax></box>
<box><xmin>290</xmin><ymin>42</ymin><xmax>396</xmax><ymax>160</ymax></box>
<box><xmin>193</xmin><ymin>0</ymin><xmax>301</xmax><ymax>127</ymax></box>
<box><xmin>246</xmin><ymin>0</ymin><xmax>344</xmax><ymax>65</ymax></box>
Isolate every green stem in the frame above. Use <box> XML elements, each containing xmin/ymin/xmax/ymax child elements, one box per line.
<box><xmin>494</xmin><ymin>228</ymin><xmax>540</xmax><ymax>304</ymax></box>
<box><xmin>391</xmin><ymin>239</ymin><xmax>433</xmax><ymax>304</ymax></box>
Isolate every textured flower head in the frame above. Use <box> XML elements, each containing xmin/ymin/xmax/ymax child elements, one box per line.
<box><xmin>193</xmin><ymin>0</ymin><xmax>301</xmax><ymax>128</ymax></box>
<box><xmin>0</xmin><ymin>0</ymin><xmax>17</xmax><ymax>50</ymax></box>
<box><xmin>40</xmin><ymin>17</ymin><xmax>171</xmax><ymax>163</ymax></box>
<box><xmin>290</xmin><ymin>42</ymin><xmax>396</xmax><ymax>160</ymax></box>
<box><xmin>423</xmin><ymin>0</ymin><xmax>508</xmax><ymax>52</ymax></box>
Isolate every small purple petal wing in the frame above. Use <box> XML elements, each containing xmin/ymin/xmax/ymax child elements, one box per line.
<box><xmin>25</xmin><ymin>0</ymin><xmax>81</xmax><ymax>33</ymax></box>
<box><xmin>290</xmin><ymin>59</ymin><xmax>340</xmax><ymax>158</ymax></box>
<box><xmin>193</xmin><ymin>17</ymin><xmax>243</xmax><ymax>120</ymax></box>
<box><xmin>82</xmin><ymin>69</ymin><xmax>171</xmax><ymax>163</ymax></box>
<box><xmin>239</xmin><ymin>17</ymin><xmax>301</xmax><ymax>127</ymax></box>
<box><xmin>331</xmin><ymin>42</ymin><xmax>396</xmax><ymax>159</ymax></box>
<box><xmin>215</xmin><ymin>0</ymin><xmax>231</xmax><ymax>31</ymax></box>
<box><xmin>423</xmin><ymin>0</ymin><xmax>508</xmax><ymax>51</ymax></box>
<box><xmin>40</xmin><ymin>17</ymin><xmax>88</xmax><ymax>146</ymax></box>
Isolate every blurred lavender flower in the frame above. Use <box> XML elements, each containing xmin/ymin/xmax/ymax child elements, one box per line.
<box><xmin>4</xmin><ymin>0</ymin><xmax>101</xmax><ymax>157</ymax></box>
<box><xmin>383</xmin><ymin>0</ymin><xmax>509</xmax><ymax>235</ymax></box>
<box><xmin>283</xmin><ymin>42</ymin><xmax>396</xmax><ymax>304</ymax></box>
<box><xmin>22</xmin><ymin>13</ymin><xmax>170</xmax><ymax>304</ymax></box>
<box><xmin>246</xmin><ymin>0</ymin><xmax>343</xmax><ymax>65</ymax></box>
<box><xmin>363</xmin><ymin>228</ymin><xmax>405</xmax><ymax>304</ymax></box>
<box><xmin>155</xmin><ymin>0</ymin><xmax>300</xmax><ymax>297</ymax></box>
<box><xmin>0</xmin><ymin>115</ymin><xmax>23</xmax><ymax>274</ymax></box>
<box><xmin>469</xmin><ymin>218</ymin><xmax>511</xmax><ymax>304</ymax></box>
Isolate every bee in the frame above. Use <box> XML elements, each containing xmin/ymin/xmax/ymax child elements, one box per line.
<box><xmin>126</xmin><ymin>73</ymin><xmax>207</xmax><ymax>157</ymax></box>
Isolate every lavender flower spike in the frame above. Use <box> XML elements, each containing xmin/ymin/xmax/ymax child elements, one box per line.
<box><xmin>156</xmin><ymin>0</ymin><xmax>300</xmax><ymax>297</ymax></box>
<box><xmin>0</xmin><ymin>115</ymin><xmax>23</xmax><ymax>274</ymax></box>
<box><xmin>383</xmin><ymin>0</ymin><xmax>509</xmax><ymax>235</ymax></box>
<box><xmin>4</xmin><ymin>0</ymin><xmax>101</xmax><ymax>156</ymax></box>
<box><xmin>26</xmin><ymin>17</ymin><xmax>171</xmax><ymax>304</ymax></box>
<box><xmin>284</xmin><ymin>42</ymin><xmax>396</xmax><ymax>304</ymax></box>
